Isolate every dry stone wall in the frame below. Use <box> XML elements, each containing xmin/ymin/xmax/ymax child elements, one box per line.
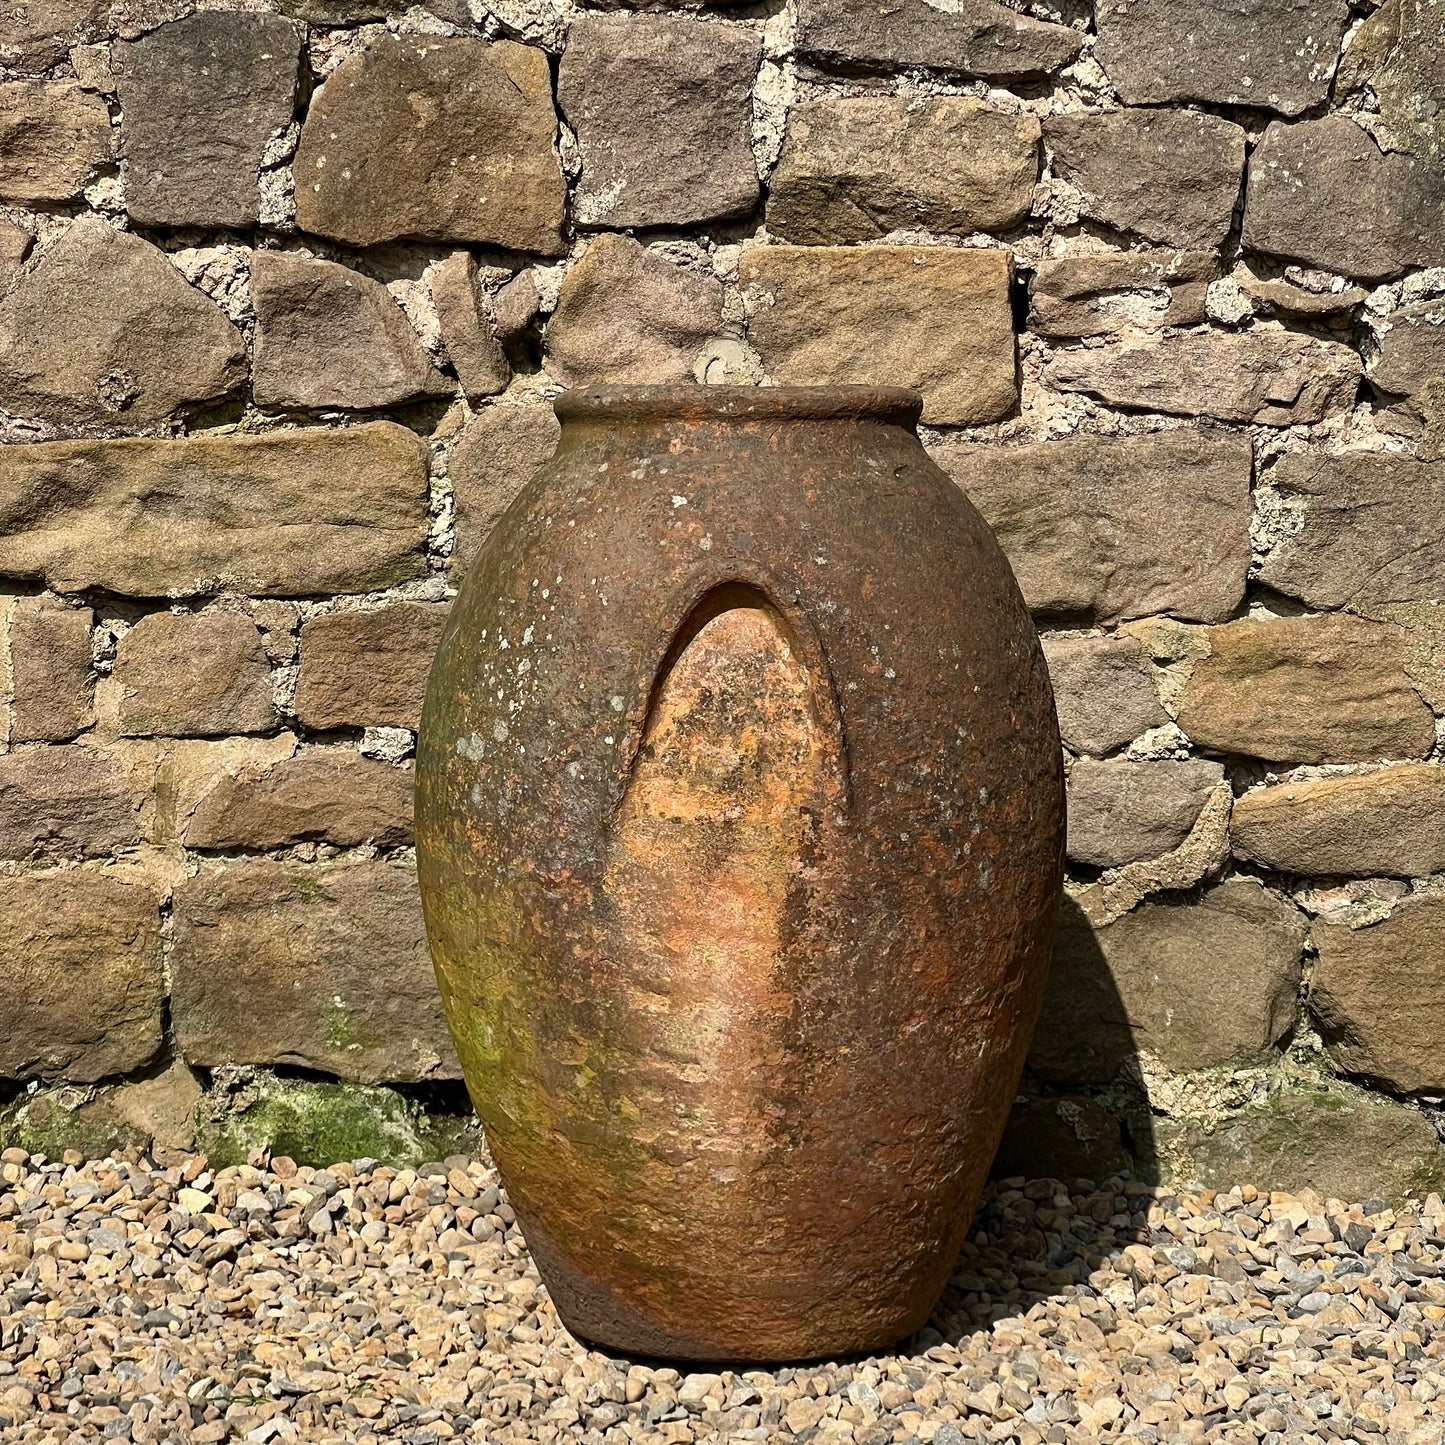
<box><xmin>2</xmin><ymin>0</ymin><xmax>1445</xmax><ymax>1197</ymax></box>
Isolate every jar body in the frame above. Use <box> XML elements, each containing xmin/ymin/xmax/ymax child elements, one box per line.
<box><xmin>417</xmin><ymin>386</ymin><xmax>1063</xmax><ymax>1361</ymax></box>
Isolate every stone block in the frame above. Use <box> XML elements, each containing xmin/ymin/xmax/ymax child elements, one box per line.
<box><xmin>449</xmin><ymin>404</ymin><xmax>560</xmax><ymax>576</ymax></box>
<box><xmin>115</xmin><ymin>612</ymin><xmax>275</xmax><ymax>738</ymax></box>
<box><xmin>559</xmin><ymin>14</ymin><xmax>760</xmax><ymax>229</ymax></box>
<box><xmin>0</xmin><ymin>871</ymin><xmax>163</xmax><ymax>1083</ymax></box>
<box><xmin>1044</xmin><ymin>109</ymin><xmax>1245</xmax><ymax>253</ymax></box>
<box><xmin>1040</xmin><ymin>634</ymin><xmax>1167</xmax><ymax>757</ymax></box>
<box><xmin>429</xmin><ymin>252</ymin><xmax>509</xmax><ymax>403</ymax></box>
<box><xmin>294</xmin><ymin>603</ymin><xmax>451</xmax><ymax>731</ymax></box>
<box><xmin>1312</xmin><ymin>897</ymin><xmax>1445</xmax><ymax>1093</ymax></box>
<box><xmin>115</xmin><ymin>13</ymin><xmax>300</xmax><ymax>228</ymax></box>
<box><xmin>251</xmin><ymin>252</ymin><xmax>447</xmax><ymax>412</ymax></box>
<box><xmin>1232</xmin><ymin>765</ymin><xmax>1445</xmax><ymax>878</ymax></box>
<box><xmin>934</xmin><ymin>430</ymin><xmax>1252</xmax><ymax>624</ymax></box>
<box><xmin>543</xmin><ymin>233</ymin><xmax>724</xmax><ymax>388</ymax></box>
<box><xmin>741</xmin><ymin>244</ymin><xmax>1015</xmax><ymax>426</ymax></box>
<box><xmin>0</xmin><ymin>81</ymin><xmax>111</xmax><ymax>204</ymax></box>
<box><xmin>294</xmin><ymin>36</ymin><xmax>566</xmax><ymax>253</ymax></box>
<box><xmin>184</xmin><ymin>750</ymin><xmax>414</xmax><ymax>849</ymax></box>
<box><xmin>0</xmin><ymin>746</ymin><xmax>137</xmax><ymax>859</ymax></box>
<box><xmin>1094</xmin><ymin>0</ymin><xmax>1350</xmax><ymax>116</ymax></box>
<box><xmin>767</xmin><ymin>97</ymin><xmax>1039</xmax><ymax>244</ymax></box>
<box><xmin>1369</xmin><ymin>299</ymin><xmax>1445</xmax><ymax>430</ymax></box>
<box><xmin>1176</xmin><ymin>614</ymin><xmax>1435</xmax><ymax>765</ymax></box>
<box><xmin>1066</xmin><ymin>759</ymin><xmax>1224</xmax><ymax>869</ymax></box>
<box><xmin>1028</xmin><ymin>251</ymin><xmax>1215</xmax><ymax>340</ymax></box>
<box><xmin>1047</xmin><ymin>328</ymin><xmax>1361</xmax><ymax>427</ymax></box>
<box><xmin>0</xmin><ymin>217</ymin><xmax>32</xmax><ymax>288</ymax></box>
<box><xmin>990</xmin><ymin>1095</ymin><xmax>1131</xmax><ymax>1185</ymax></box>
<box><xmin>0</xmin><ymin>217</ymin><xmax>246</xmax><ymax>428</ymax></box>
<box><xmin>1030</xmin><ymin>879</ymin><xmax>1305</xmax><ymax>1083</ymax></box>
<box><xmin>1336</xmin><ymin>0</ymin><xmax>1445</xmax><ymax>170</ymax></box>
<box><xmin>0</xmin><ymin>423</ymin><xmax>429</xmax><ymax>598</ymax></box>
<box><xmin>0</xmin><ymin>0</ymin><xmax>103</xmax><ymax>72</ymax></box>
<box><xmin>8</xmin><ymin>598</ymin><xmax>93</xmax><ymax>743</ymax></box>
<box><xmin>172</xmin><ymin>857</ymin><xmax>461</xmax><ymax>1083</ymax></box>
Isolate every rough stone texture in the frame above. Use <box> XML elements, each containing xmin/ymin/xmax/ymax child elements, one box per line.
<box><xmin>429</xmin><ymin>252</ymin><xmax>508</xmax><ymax>402</ymax></box>
<box><xmin>1094</xmin><ymin>0</ymin><xmax>1350</xmax><ymax>116</ymax></box>
<box><xmin>1040</xmin><ymin>634</ymin><xmax>1168</xmax><ymax>756</ymax></box>
<box><xmin>115</xmin><ymin>613</ymin><xmax>275</xmax><ymax>738</ymax></box>
<box><xmin>1028</xmin><ymin>251</ymin><xmax>1215</xmax><ymax>340</ymax></box>
<box><xmin>1312</xmin><ymin>897</ymin><xmax>1445</xmax><ymax>1094</ymax></box>
<box><xmin>793</xmin><ymin>0</ymin><xmax>1082</xmax><ymax>79</ymax></box>
<box><xmin>1336</xmin><ymin>0</ymin><xmax>1445</xmax><ymax>170</ymax></box>
<box><xmin>0</xmin><ymin>216</ymin><xmax>32</xmax><ymax>287</ymax></box>
<box><xmin>559</xmin><ymin>15</ymin><xmax>760</xmax><ymax>230</ymax></box>
<box><xmin>742</xmin><ymin>244</ymin><xmax>1015</xmax><ymax>425</ymax></box>
<box><xmin>0</xmin><ymin>871</ymin><xmax>162</xmax><ymax>1082</ymax></box>
<box><xmin>8</xmin><ymin>598</ymin><xmax>93</xmax><ymax>743</ymax></box>
<box><xmin>492</xmin><ymin>270</ymin><xmax>541</xmax><ymax>343</ymax></box>
<box><xmin>0</xmin><ymin>746</ymin><xmax>136</xmax><ymax>859</ymax></box>
<box><xmin>1048</xmin><ymin>329</ymin><xmax>1361</xmax><ymax>427</ymax></box>
<box><xmin>94</xmin><ymin>1061</ymin><xmax>202</xmax><ymax>1157</ymax></box>
<box><xmin>1237</xmin><ymin>271</ymin><xmax>1369</xmax><ymax>321</ymax></box>
<box><xmin>448</xmin><ymin>404</ymin><xmax>560</xmax><ymax>575</ymax></box>
<box><xmin>0</xmin><ymin>424</ymin><xmax>428</xmax><ymax>597</ymax></box>
<box><xmin>184</xmin><ymin>750</ymin><xmax>414</xmax><ymax>849</ymax></box>
<box><xmin>250</xmin><ymin>252</ymin><xmax>446</xmax><ymax>412</ymax></box>
<box><xmin>0</xmin><ymin>81</ymin><xmax>111</xmax><ymax>204</ymax></box>
<box><xmin>1177</xmin><ymin>614</ymin><xmax>1436</xmax><ymax>765</ymax></box>
<box><xmin>1043</xmin><ymin>109</ymin><xmax>1245</xmax><ymax>254</ymax></box>
<box><xmin>294</xmin><ymin>36</ymin><xmax>566</xmax><ymax>253</ymax></box>
<box><xmin>1232</xmin><ymin>764</ymin><xmax>1445</xmax><ymax>878</ymax></box>
<box><xmin>1030</xmin><ymin>879</ymin><xmax>1306</xmax><ymax>1083</ymax></box>
<box><xmin>171</xmin><ymin>858</ymin><xmax>460</xmax><ymax>1083</ymax></box>
<box><xmin>1259</xmin><ymin>450</ymin><xmax>1445</xmax><ymax>610</ymax></box>
<box><xmin>115</xmin><ymin>13</ymin><xmax>300</xmax><ymax>229</ymax></box>
<box><xmin>294</xmin><ymin>603</ymin><xmax>450</xmax><ymax>731</ymax></box>
<box><xmin>1371</xmin><ymin>298</ymin><xmax>1445</xmax><ymax>426</ymax></box>
<box><xmin>0</xmin><ymin>218</ymin><xmax>246</xmax><ymax>429</ymax></box>
<box><xmin>1243</xmin><ymin>117</ymin><xmax>1445</xmax><ymax>282</ymax></box>
<box><xmin>543</xmin><ymin>234</ymin><xmax>724</xmax><ymax>388</ymax></box>
<box><xmin>766</xmin><ymin>97</ymin><xmax>1039</xmax><ymax>244</ymax></box>
<box><xmin>935</xmin><ymin>430</ymin><xmax>1252</xmax><ymax>623</ymax></box>
<box><xmin>1066</xmin><ymin>758</ymin><xmax>1224</xmax><ymax>868</ymax></box>
<box><xmin>0</xmin><ymin>0</ymin><xmax>103</xmax><ymax>72</ymax></box>
<box><xmin>990</xmin><ymin>1095</ymin><xmax>1130</xmax><ymax>1184</ymax></box>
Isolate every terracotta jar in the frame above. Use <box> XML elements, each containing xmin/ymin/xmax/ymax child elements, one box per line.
<box><xmin>417</xmin><ymin>385</ymin><xmax>1063</xmax><ymax>1362</ymax></box>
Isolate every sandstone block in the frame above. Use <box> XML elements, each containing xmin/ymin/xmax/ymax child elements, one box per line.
<box><xmin>172</xmin><ymin>858</ymin><xmax>460</xmax><ymax>1083</ymax></box>
<box><xmin>294</xmin><ymin>603</ymin><xmax>450</xmax><ymax>731</ymax></box>
<box><xmin>1048</xmin><ymin>329</ymin><xmax>1361</xmax><ymax>427</ymax></box>
<box><xmin>449</xmin><ymin>404</ymin><xmax>560</xmax><ymax>575</ymax></box>
<box><xmin>766</xmin><ymin>97</ymin><xmax>1039</xmax><ymax>244</ymax></box>
<box><xmin>543</xmin><ymin>234</ymin><xmax>724</xmax><ymax>388</ymax></box>
<box><xmin>1030</xmin><ymin>879</ymin><xmax>1305</xmax><ymax>1082</ymax></box>
<box><xmin>0</xmin><ymin>0</ymin><xmax>103</xmax><ymax>72</ymax></box>
<box><xmin>1044</xmin><ymin>109</ymin><xmax>1245</xmax><ymax>254</ymax></box>
<box><xmin>793</xmin><ymin>0</ymin><xmax>1082</xmax><ymax>79</ymax></box>
<box><xmin>1336</xmin><ymin>0</ymin><xmax>1445</xmax><ymax>169</ymax></box>
<box><xmin>0</xmin><ymin>746</ymin><xmax>136</xmax><ymax>859</ymax></box>
<box><xmin>0</xmin><ymin>80</ymin><xmax>110</xmax><ymax>204</ymax></box>
<box><xmin>1370</xmin><ymin>299</ymin><xmax>1445</xmax><ymax>427</ymax></box>
<box><xmin>0</xmin><ymin>217</ymin><xmax>32</xmax><ymax>288</ymax></box>
<box><xmin>1243</xmin><ymin>117</ymin><xmax>1445</xmax><ymax>281</ymax></box>
<box><xmin>742</xmin><ymin>244</ymin><xmax>1015</xmax><ymax>426</ymax></box>
<box><xmin>1312</xmin><ymin>897</ymin><xmax>1445</xmax><ymax>1093</ymax></box>
<box><xmin>0</xmin><ymin>217</ymin><xmax>246</xmax><ymax>428</ymax></box>
<box><xmin>0</xmin><ymin>871</ymin><xmax>163</xmax><ymax>1082</ymax></box>
<box><xmin>251</xmin><ymin>252</ymin><xmax>446</xmax><ymax>412</ymax></box>
<box><xmin>1232</xmin><ymin>765</ymin><xmax>1445</xmax><ymax>878</ymax></box>
<box><xmin>492</xmin><ymin>270</ymin><xmax>541</xmax><ymax>343</ymax></box>
<box><xmin>185</xmin><ymin>750</ymin><xmax>414</xmax><ymax>849</ymax></box>
<box><xmin>115</xmin><ymin>612</ymin><xmax>275</xmax><ymax>738</ymax></box>
<box><xmin>934</xmin><ymin>431</ymin><xmax>1252</xmax><ymax>624</ymax></box>
<box><xmin>1094</xmin><ymin>0</ymin><xmax>1350</xmax><ymax>116</ymax></box>
<box><xmin>1040</xmin><ymin>634</ymin><xmax>1167</xmax><ymax>757</ymax></box>
<box><xmin>0</xmin><ymin>423</ymin><xmax>429</xmax><ymax>597</ymax></box>
<box><xmin>1067</xmin><ymin>759</ymin><xmax>1224</xmax><ymax>869</ymax></box>
<box><xmin>95</xmin><ymin>1061</ymin><xmax>202</xmax><ymax>1156</ymax></box>
<box><xmin>8</xmin><ymin>598</ymin><xmax>93</xmax><ymax>743</ymax></box>
<box><xmin>991</xmin><ymin>1096</ymin><xmax>1130</xmax><ymax>1186</ymax></box>
<box><xmin>1236</xmin><ymin>271</ymin><xmax>1368</xmax><ymax>321</ymax></box>
<box><xmin>294</xmin><ymin>36</ymin><xmax>566</xmax><ymax>253</ymax></box>
<box><xmin>429</xmin><ymin>253</ymin><xmax>508</xmax><ymax>403</ymax></box>
<box><xmin>1259</xmin><ymin>450</ymin><xmax>1445</xmax><ymax>610</ymax></box>
<box><xmin>1028</xmin><ymin>251</ymin><xmax>1215</xmax><ymax>340</ymax></box>
<box><xmin>560</xmin><ymin>14</ymin><xmax>759</xmax><ymax>230</ymax></box>
<box><xmin>115</xmin><ymin>13</ymin><xmax>300</xmax><ymax>228</ymax></box>
<box><xmin>1176</xmin><ymin>614</ymin><xmax>1435</xmax><ymax>765</ymax></box>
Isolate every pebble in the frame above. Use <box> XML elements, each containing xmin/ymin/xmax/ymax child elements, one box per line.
<box><xmin>1</xmin><ymin>1150</ymin><xmax>1443</xmax><ymax>1443</ymax></box>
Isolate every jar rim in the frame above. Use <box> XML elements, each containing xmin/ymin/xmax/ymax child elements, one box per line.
<box><xmin>553</xmin><ymin>384</ymin><xmax>924</xmax><ymax>427</ymax></box>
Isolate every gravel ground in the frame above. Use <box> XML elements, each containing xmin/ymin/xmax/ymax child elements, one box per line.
<box><xmin>1</xmin><ymin>1146</ymin><xmax>1442</xmax><ymax>1445</ymax></box>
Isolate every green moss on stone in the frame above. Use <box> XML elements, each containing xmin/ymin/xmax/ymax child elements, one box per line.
<box><xmin>0</xmin><ymin>1089</ymin><xmax>150</xmax><ymax>1161</ymax></box>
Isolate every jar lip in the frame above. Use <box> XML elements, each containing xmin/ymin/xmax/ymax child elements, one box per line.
<box><xmin>553</xmin><ymin>384</ymin><xmax>924</xmax><ymax>427</ymax></box>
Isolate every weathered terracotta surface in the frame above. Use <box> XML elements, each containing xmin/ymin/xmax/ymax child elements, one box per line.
<box><xmin>416</xmin><ymin>385</ymin><xmax>1063</xmax><ymax>1361</ymax></box>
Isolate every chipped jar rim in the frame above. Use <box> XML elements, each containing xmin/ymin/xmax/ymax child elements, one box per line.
<box><xmin>553</xmin><ymin>384</ymin><xmax>924</xmax><ymax>428</ymax></box>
